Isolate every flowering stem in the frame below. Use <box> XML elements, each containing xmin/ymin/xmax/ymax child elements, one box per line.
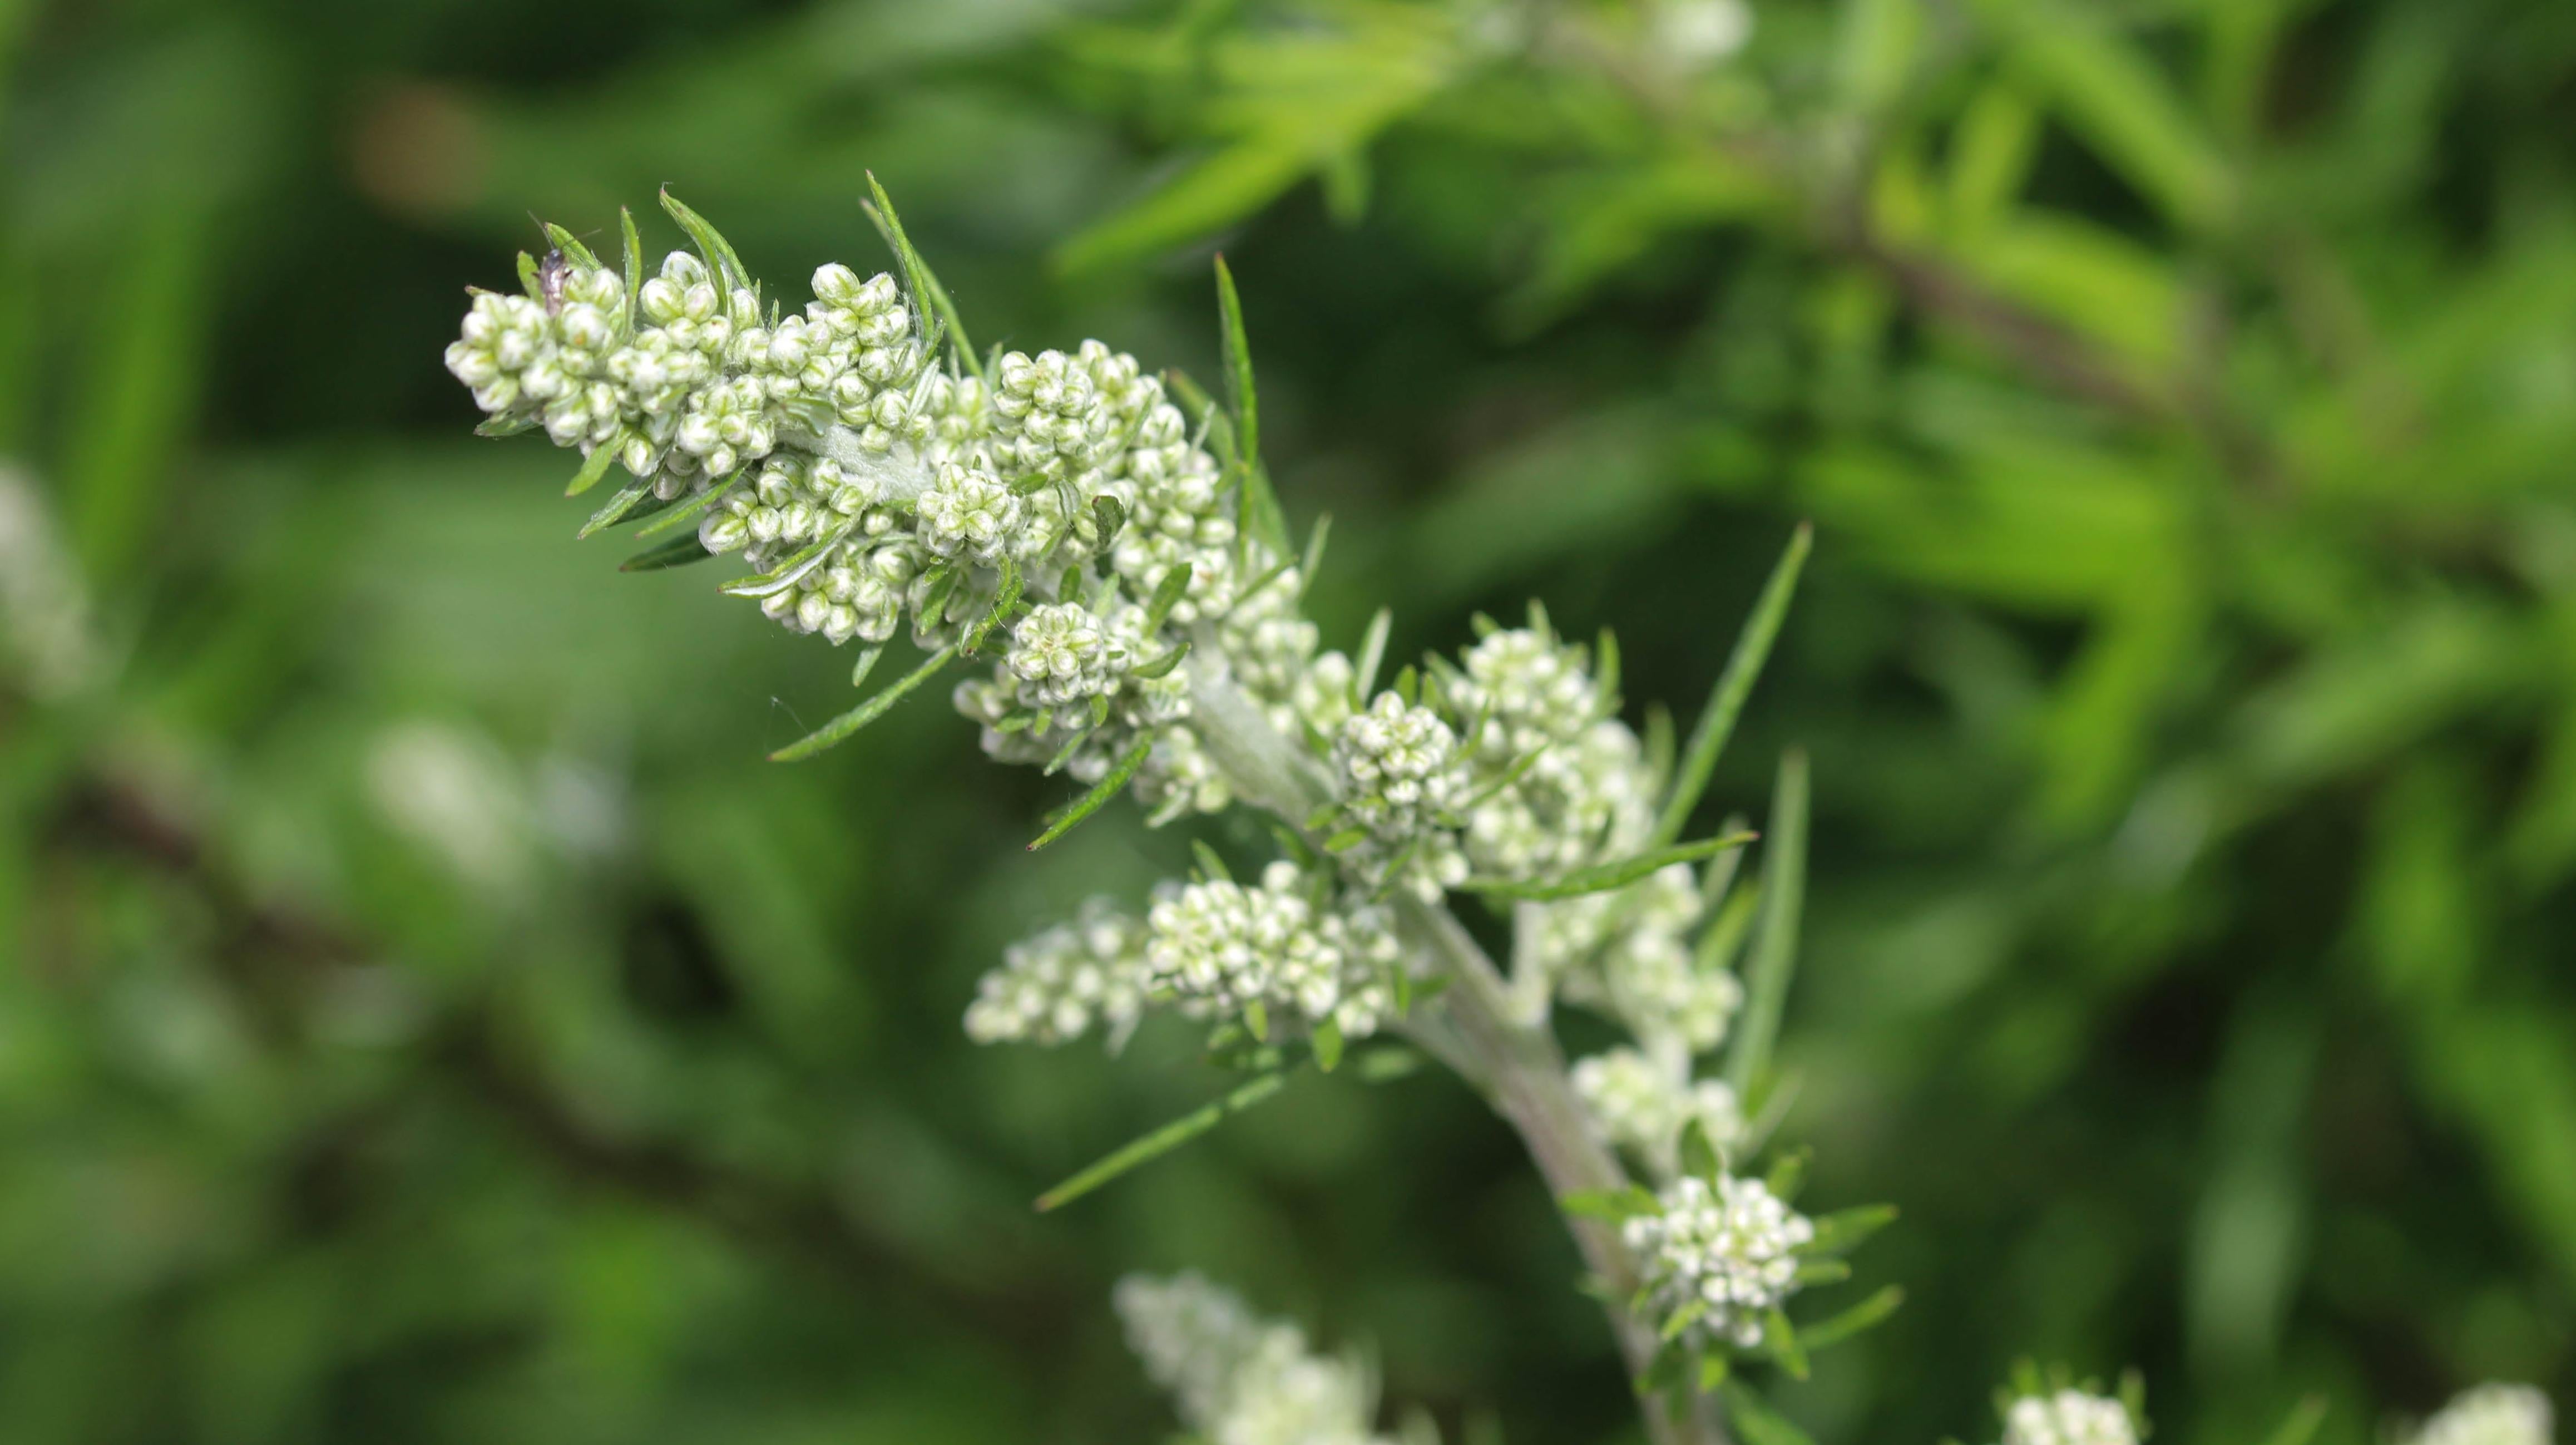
<box><xmin>1183</xmin><ymin>657</ymin><xmax>1723</xmax><ymax>1445</ymax></box>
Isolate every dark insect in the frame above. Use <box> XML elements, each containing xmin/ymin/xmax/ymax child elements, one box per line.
<box><xmin>537</xmin><ymin>246</ymin><xmax>572</xmax><ymax>316</ymax></box>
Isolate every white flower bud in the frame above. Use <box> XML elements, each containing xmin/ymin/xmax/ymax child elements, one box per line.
<box><xmin>2004</xmin><ymin>1392</ymin><xmax>2139</xmax><ymax>1445</ymax></box>
<box><xmin>1623</xmin><ymin>1174</ymin><xmax>1813</xmax><ymax>1349</ymax></box>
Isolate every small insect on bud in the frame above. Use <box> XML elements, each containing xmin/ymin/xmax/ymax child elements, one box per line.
<box><xmin>537</xmin><ymin>248</ymin><xmax>572</xmax><ymax>316</ymax></box>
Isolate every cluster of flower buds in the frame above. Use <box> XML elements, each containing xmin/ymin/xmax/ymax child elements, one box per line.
<box><xmin>1142</xmin><ymin>862</ymin><xmax>1402</xmax><ymax>1042</ymax></box>
<box><xmin>1623</xmin><ymin>1173</ymin><xmax>1814</xmax><ymax>1349</ymax></box>
<box><xmin>1115</xmin><ymin>1273</ymin><xmax>1394</xmax><ymax>1445</ymax></box>
<box><xmin>2409</xmin><ymin>1385</ymin><xmax>2555</xmax><ymax>1445</ymax></box>
<box><xmin>2001</xmin><ymin>1389</ymin><xmax>2141</xmax><ymax>1445</ymax></box>
<box><xmin>446</xmin><ymin>203</ymin><xmax>1325</xmax><ymax>822</ymax></box>
<box><xmin>1571</xmin><ymin>1045</ymin><xmax>1742</xmax><ymax>1177</ymax></box>
<box><xmin>962</xmin><ymin>899</ymin><xmax>1153</xmax><ymax>1048</ymax></box>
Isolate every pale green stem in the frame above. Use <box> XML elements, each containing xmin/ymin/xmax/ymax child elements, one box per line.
<box><xmin>1182</xmin><ymin>652</ymin><xmax>1723</xmax><ymax>1445</ymax></box>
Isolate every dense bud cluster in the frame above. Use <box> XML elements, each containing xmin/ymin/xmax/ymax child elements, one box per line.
<box><xmin>453</xmin><ymin>206</ymin><xmax>1889</xmax><ymax>1442</ymax></box>
<box><xmin>2410</xmin><ymin>1385</ymin><xmax>2554</xmax><ymax>1445</ymax></box>
<box><xmin>448</xmin><ymin>215</ymin><xmax>1332</xmax><ymax>820</ymax></box>
<box><xmin>1116</xmin><ymin>1273</ymin><xmax>1392</xmax><ymax>1445</ymax></box>
<box><xmin>1142</xmin><ymin>862</ymin><xmax>1400</xmax><ymax>1039</ymax></box>
<box><xmin>2003</xmin><ymin>1391</ymin><xmax>2140</xmax><ymax>1445</ymax></box>
<box><xmin>962</xmin><ymin>899</ymin><xmax>1151</xmax><ymax>1048</ymax></box>
<box><xmin>1624</xmin><ymin>1174</ymin><xmax>1813</xmax><ymax>1348</ymax></box>
<box><xmin>1571</xmin><ymin>1045</ymin><xmax>1742</xmax><ymax>1176</ymax></box>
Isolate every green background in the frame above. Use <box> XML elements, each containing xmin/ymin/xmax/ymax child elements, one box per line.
<box><xmin>2</xmin><ymin>0</ymin><xmax>2571</xmax><ymax>1441</ymax></box>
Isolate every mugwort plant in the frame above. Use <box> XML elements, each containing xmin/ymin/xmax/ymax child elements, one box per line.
<box><xmin>443</xmin><ymin>186</ymin><xmax>2548</xmax><ymax>1445</ymax></box>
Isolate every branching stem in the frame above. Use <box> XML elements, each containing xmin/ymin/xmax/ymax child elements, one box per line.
<box><xmin>1183</xmin><ymin>654</ymin><xmax>1723</xmax><ymax>1445</ymax></box>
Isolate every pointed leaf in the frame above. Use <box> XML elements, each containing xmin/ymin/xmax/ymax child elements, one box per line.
<box><xmin>563</xmin><ymin>437</ymin><xmax>624</xmax><ymax>497</ymax></box>
<box><xmin>1653</xmin><ymin>524</ymin><xmax>1811</xmax><ymax>847</ymax></box>
<box><xmin>769</xmin><ymin>644</ymin><xmax>958</xmax><ymax>762</ymax></box>
<box><xmin>634</xmin><ymin>470</ymin><xmax>743</xmax><ymax>543</ymax></box>
<box><xmin>1027</xmin><ymin>736</ymin><xmax>1156</xmax><ymax>849</ymax></box>
<box><xmin>1215</xmin><ymin>254</ymin><xmax>1261</xmax><ymax>472</ymax></box>
<box><xmin>1456</xmin><ymin>831</ymin><xmax>1760</xmax><ymax>901</ymax></box>
<box><xmin>1311</xmin><ymin>1017</ymin><xmax>1344</xmax><ymax>1072</ymax></box>
<box><xmin>1034</xmin><ymin>1067</ymin><xmax>1294</xmax><ymax>1211</ymax></box>
<box><xmin>1724</xmin><ymin>751</ymin><xmax>1808</xmax><ymax>1093</ymax></box>
<box><xmin>1720</xmin><ymin>1380</ymin><xmax>1818</xmax><ymax>1445</ymax></box>
<box><xmin>658</xmin><ymin>188</ymin><xmax>752</xmax><ymax>289</ymax></box>
<box><xmin>1141</xmin><ymin>561</ymin><xmax>1194</xmax><ymax>635</ymax></box>
<box><xmin>863</xmin><ymin>172</ymin><xmax>980</xmax><ymax>383</ymax></box>
<box><xmin>1806</xmin><ymin>1203</ymin><xmax>1898</xmax><ymax>1256</ymax></box>
<box><xmin>619</xmin><ymin>206</ymin><xmax>643</xmax><ymax>327</ymax></box>
<box><xmin>1762</xmin><ymin>1308</ymin><xmax>1809</xmax><ymax>1380</ymax></box>
<box><xmin>621</xmin><ymin>534</ymin><xmax>715</xmax><ymax>571</ymax></box>
<box><xmin>2254</xmin><ymin>1398</ymin><xmax>2328</xmax><ymax>1445</ymax></box>
<box><xmin>1798</xmin><ymin>1286</ymin><xmax>1904</xmax><ymax>1352</ymax></box>
<box><xmin>540</xmin><ymin>222</ymin><xmax>600</xmax><ymax>270</ymax></box>
<box><xmin>577</xmin><ymin>476</ymin><xmax>658</xmax><ymax>539</ymax></box>
<box><xmin>1353</xmin><ymin>608</ymin><xmax>1393</xmax><ymax>706</ymax></box>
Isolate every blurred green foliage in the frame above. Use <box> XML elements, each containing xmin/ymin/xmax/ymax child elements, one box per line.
<box><xmin>1</xmin><ymin>0</ymin><xmax>2571</xmax><ymax>1442</ymax></box>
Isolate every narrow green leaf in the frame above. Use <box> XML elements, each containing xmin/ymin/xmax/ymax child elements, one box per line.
<box><xmin>1456</xmin><ymin>831</ymin><xmax>1760</xmax><ymax>902</ymax></box>
<box><xmin>1141</xmin><ymin>561</ymin><xmax>1193</xmax><ymax>635</ymax></box>
<box><xmin>769</xmin><ymin>644</ymin><xmax>958</xmax><ymax>762</ymax></box>
<box><xmin>1792</xmin><ymin>1257</ymin><xmax>1852</xmax><ymax>1285</ymax></box>
<box><xmin>962</xmin><ymin>558</ymin><xmax>1021</xmax><ymax>655</ymax></box>
<box><xmin>1762</xmin><ymin>1308</ymin><xmax>1809</xmax><ymax>1380</ymax></box>
<box><xmin>848</xmin><ymin>645</ymin><xmax>884</xmax><ymax>689</ymax></box>
<box><xmin>1311</xmin><ymin>1017</ymin><xmax>1344</xmax><ymax>1072</ymax></box>
<box><xmin>1724</xmin><ymin>751</ymin><xmax>1808</xmax><ymax>1094</ymax></box>
<box><xmin>1092</xmin><ymin>495</ymin><xmax>1127</xmax><ymax>549</ymax></box>
<box><xmin>1653</xmin><ymin>524</ymin><xmax>1811</xmax><ymax>848</ymax></box>
<box><xmin>1798</xmin><ymin>1286</ymin><xmax>1904</xmax><ymax>1352</ymax></box>
<box><xmin>1041</xmin><ymin>725</ymin><xmax>1094</xmax><ymax>776</ymax></box>
<box><xmin>576</xmin><ymin>476</ymin><xmax>657</xmax><ymax>539</ymax></box>
<box><xmin>474</xmin><ymin>412</ymin><xmax>537</xmax><ymax>438</ymax></box>
<box><xmin>540</xmin><ymin>223</ymin><xmax>600</xmax><ymax>270</ymax></box>
<box><xmin>1190</xmin><ymin>839</ymin><xmax>1234</xmax><ymax>884</ymax></box>
<box><xmin>1662</xmin><ymin>1299</ymin><xmax>1710</xmax><ymax>1342</ymax></box>
<box><xmin>1806</xmin><ymin>1203</ymin><xmax>1898</xmax><ymax>1255</ymax></box>
<box><xmin>1132</xmin><ymin>642</ymin><xmax>1191</xmax><ymax>680</ymax></box>
<box><xmin>863</xmin><ymin>172</ymin><xmax>982</xmax><ymax>384</ymax></box>
<box><xmin>1034</xmin><ymin>1067</ymin><xmax>1294</xmax><ymax>1211</ymax></box>
<box><xmin>1980</xmin><ymin>0</ymin><xmax>2232</xmax><ymax>230</ymax></box>
<box><xmin>634</xmin><ymin>470</ymin><xmax>743</xmax><ymax>543</ymax></box>
<box><xmin>1027</xmin><ymin>736</ymin><xmax>1156</xmax><ymax>849</ymax></box>
<box><xmin>1323</xmin><ymin>827</ymin><xmax>1369</xmax><ymax>854</ymax></box>
<box><xmin>563</xmin><ymin>437</ymin><xmax>624</xmax><ymax>497</ymax></box>
<box><xmin>1720</xmin><ymin>1380</ymin><xmax>1819</xmax><ymax>1445</ymax></box>
<box><xmin>658</xmin><ymin>188</ymin><xmax>751</xmax><ymax>290</ymax></box>
<box><xmin>1214</xmin><ymin>254</ymin><xmax>1260</xmax><ymax>469</ymax></box>
<box><xmin>1351</xmin><ymin>1045</ymin><xmax>1423</xmax><ymax>1083</ymax></box>
<box><xmin>619</xmin><ymin>206</ymin><xmax>643</xmax><ymax>327</ymax></box>
<box><xmin>1765</xmin><ymin>1146</ymin><xmax>1809</xmax><ymax>1201</ymax></box>
<box><xmin>1594</xmin><ymin>626</ymin><xmax>1621</xmax><ymax>714</ymax></box>
<box><xmin>1353</xmin><ymin>608</ymin><xmax>1392</xmax><ymax>706</ymax></box>
<box><xmin>1299</xmin><ymin>512</ymin><xmax>1331</xmax><ymax>593</ymax></box>
<box><xmin>1458</xmin><ymin>741</ymin><xmax>1558</xmax><ymax>813</ymax></box>
<box><xmin>1695</xmin><ymin>874</ymin><xmax>1759</xmax><ymax>975</ymax></box>
<box><xmin>621</xmin><ymin>534</ymin><xmax>715</xmax><ymax>571</ymax></box>
<box><xmin>1395</xmin><ymin>663</ymin><xmax>1419</xmax><ymax>707</ymax></box>
<box><xmin>516</xmin><ymin>250</ymin><xmax>541</xmax><ymax>299</ymax></box>
<box><xmin>2254</xmin><ymin>1398</ymin><xmax>2328</xmax><ymax>1445</ymax></box>
<box><xmin>1680</xmin><ymin>1116</ymin><xmax>1722</xmax><ymax>1180</ymax></box>
<box><xmin>1243</xmin><ymin>999</ymin><xmax>1269</xmax><ymax>1043</ymax></box>
<box><xmin>718</xmin><ymin>527</ymin><xmax>846</xmax><ymax>598</ymax></box>
<box><xmin>1699</xmin><ymin>1355</ymin><xmax>1731</xmax><ymax>1392</ymax></box>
